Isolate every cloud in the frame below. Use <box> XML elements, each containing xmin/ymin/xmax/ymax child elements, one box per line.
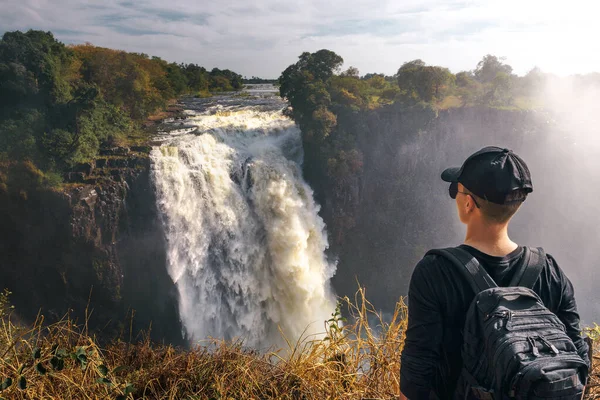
<box><xmin>308</xmin><ymin>19</ymin><xmax>419</xmax><ymax>38</ymax></box>
<box><xmin>1</xmin><ymin>0</ymin><xmax>599</xmax><ymax>78</ymax></box>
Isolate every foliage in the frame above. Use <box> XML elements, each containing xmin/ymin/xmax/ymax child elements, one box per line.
<box><xmin>210</xmin><ymin>68</ymin><xmax>243</xmax><ymax>91</ymax></box>
<box><xmin>0</xmin><ymin>288</ymin><xmax>598</xmax><ymax>399</ymax></box>
<box><xmin>279</xmin><ymin>50</ymin><xmax>343</xmax><ymax>126</ymax></box>
<box><xmin>474</xmin><ymin>54</ymin><xmax>514</xmax><ymax>83</ymax></box>
<box><xmin>280</xmin><ymin>49</ymin><xmax>600</xmax><ymax>248</ymax></box>
<box><xmin>396</xmin><ymin>59</ymin><xmax>454</xmax><ymax>102</ymax></box>
<box><xmin>0</xmin><ymin>289</ymin><xmax>14</xmax><ymax>320</ymax></box>
<box><xmin>0</xmin><ymin>288</ymin><xmax>407</xmax><ymax>399</ymax></box>
<box><xmin>0</xmin><ymin>30</ymin><xmax>243</xmax><ymax>185</ymax></box>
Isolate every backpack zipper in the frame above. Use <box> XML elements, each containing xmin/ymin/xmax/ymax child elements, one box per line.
<box><xmin>528</xmin><ymin>337</ymin><xmax>540</xmax><ymax>357</ymax></box>
<box><xmin>538</xmin><ymin>335</ymin><xmax>560</xmax><ymax>355</ymax></box>
<box><xmin>505</xmin><ymin>310</ymin><xmax>564</xmax><ymax>331</ymax></box>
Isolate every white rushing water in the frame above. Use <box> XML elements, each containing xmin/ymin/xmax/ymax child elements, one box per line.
<box><xmin>150</xmin><ymin>100</ymin><xmax>337</xmax><ymax>348</ymax></box>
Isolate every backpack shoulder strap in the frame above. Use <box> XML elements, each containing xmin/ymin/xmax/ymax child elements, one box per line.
<box><xmin>508</xmin><ymin>246</ymin><xmax>546</xmax><ymax>288</ymax></box>
<box><xmin>426</xmin><ymin>247</ymin><xmax>498</xmax><ymax>294</ymax></box>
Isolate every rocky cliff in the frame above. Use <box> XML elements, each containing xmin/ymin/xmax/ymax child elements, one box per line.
<box><xmin>0</xmin><ymin>148</ymin><xmax>183</xmax><ymax>343</ymax></box>
<box><xmin>319</xmin><ymin>105</ymin><xmax>599</xmax><ymax>322</ymax></box>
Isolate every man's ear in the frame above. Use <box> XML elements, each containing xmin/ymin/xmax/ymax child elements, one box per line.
<box><xmin>466</xmin><ymin>195</ymin><xmax>477</xmax><ymax>213</ymax></box>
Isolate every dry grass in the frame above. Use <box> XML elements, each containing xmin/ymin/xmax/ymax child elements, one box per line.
<box><xmin>0</xmin><ymin>288</ymin><xmax>407</xmax><ymax>399</ymax></box>
<box><xmin>1</xmin><ymin>287</ymin><xmax>598</xmax><ymax>400</ymax></box>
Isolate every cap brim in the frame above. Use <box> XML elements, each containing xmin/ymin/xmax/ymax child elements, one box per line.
<box><xmin>441</xmin><ymin>167</ymin><xmax>461</xmax><ymax>182</ymax></box>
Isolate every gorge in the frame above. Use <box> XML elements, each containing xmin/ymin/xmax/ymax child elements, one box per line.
<box><xmin>1</xmin><ymin>85</ymin><xmax>599</xmax><ymax>347</ymax></box>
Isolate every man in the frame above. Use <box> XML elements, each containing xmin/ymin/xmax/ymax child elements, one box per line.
<box><xmin>399</xmin><ymin>146</ymin><xmax>589</xmax><ymax>400</ymax></box>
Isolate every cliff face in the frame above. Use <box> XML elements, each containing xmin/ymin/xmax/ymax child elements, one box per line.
<box><xmin>0</xmin><ymin>150</ymin><xmax>182</xmax><ymax>343</ymax></box>
<box><xmin>318</xmin><ymin>105</ymin><xmax>582</xmax><ymax>313</ymax></box>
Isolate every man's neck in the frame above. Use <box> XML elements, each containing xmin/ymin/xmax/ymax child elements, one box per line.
<box><xmin>463</xmin><ymin>220</ymin><xmax>518</xmax><ymax>257</ymax></box>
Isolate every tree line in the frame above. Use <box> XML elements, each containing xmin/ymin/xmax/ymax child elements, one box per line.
<box><xmin>278</xmin><ymin>49</ymin><xmax>600</xmax><ymax>243</ymax></box>
<box><xmin>0</xmin><ymin>30</ymin><xmax>243</xmax><ymax>183</ymax></box>
<box><xmin>279</xmin><ymin>49</ymin><xmax>600</xmax><ymax>181</ymax></box>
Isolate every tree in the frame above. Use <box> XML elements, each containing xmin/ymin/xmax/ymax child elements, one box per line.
<box><xmin>165</xmin><ymin>63</ymin><xmax>189</xmax><ymax>95</ymax></box>
<box><xmin>519</xmin><ymin>67</ymin><xmax>545</xmax><ymax>95</ymax></box>
<box><xmin>210</xmin><ymin>68</ymin><xmax>243</xmax><ymax>91</ymax></box>
<box><xmin>43</xmin><ymin>84</ymin><xmax>130</xmax><ymax>167</ymax></box>
<box><xmin>455</xmin><ymin>71</ymin><xmax>482</xmax><ymax>106</ymax></box>
<box><xmin>330</xmin><ymin>75</ymin><xmax>369</xmax><ymax>110</ymax></box>
<box><xmin>0</xmin><ymin>30</ymin><xmax>75</xmax><ymax>107</ymax></box>
<box><xmin>396</xmin><ymin>60</ymin><xmax>453</xmax><ymax>102</ymax></box>
<box><xmin>455</xmin><ymin>71</ymin><xmax>475</xmax><ymax>87</ymax></box>
<box><xmin>183</xmin><ymin>64</ymin><xmax>209</xmax><ymax>91</ymax></box>
<box><xmin>0</xmin><ymin>29</ymin><xmax>246</xmax><ymax>179</ymax></box>
<box><xmin>362</xmin><ymin>73</ymin><xmax>384</xmax><ymax>80</ymax></box>
<box><xmin>279</xmin><ymin>49</ymin><xmax>343</xmax><ymax>102</ymax></box>
<box><xmin>478</xmin><ymin>71</ymin><xmax>514</xmax><ymax>107</ymax></box>
<box><xmin>474</xmin><ymin>55</ymin><xmax>513</xmax><ymax>83</ymax></box>
<box><xmin>279</xmin><ymin>49</ymin><xmax>343</xmax><ymax>125</ymax></box>
<box><xmin>0</xmin><ymin>30</ymin><xmax>78</xmax><ymax>167</ymax></box>
<box><xmin>429</xmin><ymin>66</ymin><xmax>454</xmax><ymax>98</ymax></box>
<box><xmin>340</xmin><ymin>66</ymin><xmax>360</xmax><ymax>78</ymax></box>
<box><xmin>366</xmin><ymin>75</ymin><xmax>387</xmax><ymax>90</ymax></box>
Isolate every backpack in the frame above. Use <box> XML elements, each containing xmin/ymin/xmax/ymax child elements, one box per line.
<box><xmin>427</xmin><ymin>246</ymin><xmax>588</xmax><ymax>400</ymax></box>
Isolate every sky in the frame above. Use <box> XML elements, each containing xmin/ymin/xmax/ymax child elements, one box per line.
<box><xmin>2</xmin><ymin>0</ymin><xmax>599</xmax><ymax>78</ymax></box>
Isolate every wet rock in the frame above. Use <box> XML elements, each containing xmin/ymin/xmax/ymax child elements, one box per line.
<box><xmin>79</xmin><ymin>186</ymin><xmax>98</xmax><ymax>208</ymax></box>
<box><xmin>110</xmin><ymin>169</ymin><xmax>124</xmax><ymax>180</ymax></box>
<box><xmin>107</xmin><ymin>158</ymin><xmax>129</xmax><ymax>168</ymax></box>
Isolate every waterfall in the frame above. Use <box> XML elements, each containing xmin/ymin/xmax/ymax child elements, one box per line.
<box><xmin>150</xmin><ymin>103</ymin><xmax>337</xmax><ymax>348</ymax></box>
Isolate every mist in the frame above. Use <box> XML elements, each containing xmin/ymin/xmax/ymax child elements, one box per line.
<box><xmin>327</xmin><ymin>70</ymin><xmax>600</xmax><ymax>326</ymax></box>
<box><xmin>432</xmin><ymin>73</ymin><xmax>600</xmax><ymax>322</ymax></box>
<box><xmin>506</xmin><ymin>74</ymin><xmax>600</xmax><ymax>324</ymax></box>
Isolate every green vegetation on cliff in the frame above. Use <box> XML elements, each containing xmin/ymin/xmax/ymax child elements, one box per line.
<box><xmin>279</xmin><ymin>49</ymin><xmax>600</xmax><ymax>245</ymax></box>
<box><xmin>0</xmin><ymin>30</ymin><xmax>243</xmax><ymax>185</ymax></box>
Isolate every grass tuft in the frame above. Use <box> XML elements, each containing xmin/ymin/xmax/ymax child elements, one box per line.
<box><xmin>0</xmin><ymin>288</ymin><xmax>597</xmax><ymax>399</ymax></box>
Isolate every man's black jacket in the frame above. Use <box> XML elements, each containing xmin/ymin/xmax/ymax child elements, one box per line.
<box><xmin>400</xmin><ymin>245</ymin><xmax>589</xmax><ymax>400</ymax></box>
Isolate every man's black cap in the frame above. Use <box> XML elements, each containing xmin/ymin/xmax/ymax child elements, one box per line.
<box><xmin>441</xmin><ymin>146</ymin><xmax>533</xmax><ymax>204</ymax></box>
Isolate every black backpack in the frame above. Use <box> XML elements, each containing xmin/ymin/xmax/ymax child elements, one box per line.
<box><xmin>427</xmin><ymin>246</ymin><xmax>588</xmax><ymax>400</ymax></box>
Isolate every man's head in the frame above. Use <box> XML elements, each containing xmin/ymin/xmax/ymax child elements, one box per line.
<box><xmin>442</xmin><ymin>147</ymin><xmax>533</xmax><ymax>225</ymax></box>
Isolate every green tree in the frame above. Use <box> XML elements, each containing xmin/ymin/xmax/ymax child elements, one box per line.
<box><xmin>279</xmin><ymin>50</ymin><xmax>344</xmax><ymax>137</ymax></box>
<box><xmin>0</xmin><ymin>29</ymin><xmax>247</xmax><ymax>182</ymax></box>
<box><xmin>0</xmin><ymin>30</ymin><xmax>78</xmax><ymax>167</ymax></box>
<box><xmin>184</xmin><ymin>64</ymin><xmax>209</xmax><ymax>92</ymax></box>
<box><xmin>165</xmin><ymin>62</ymin><xmax>189</xmax><ymax>95</ymax></box>
<box><xmin>210</xmin><ymin>68</ymin><xmax>243</xmax><ymax>90</ymax></box>
<box><xmin>474</xmin><ymin>54</ymin><xmax>513</xmax><ymax>83</ymax></box>
<box><xmin>396</xmin><ymin>60</ymin><xmax>453</xmax><ymax>102</ymax></box>
<box><xmin>44</xmin><ymin>84</ymin><xmax>130</xmax><ymax>167</ymax></box>
<box><xmin>478</xmin><ymin>71</ymin><xmax>514</xmax><ymax>107</ymax></box>
<box><xmin>280</xmin><ymin>50</ymin><xmax>343</xmax><ymax>102</ymax></box>
<box><xmin>340</xmin><ymin>66</ymin><xmax>360</xmax><ymax>78</ymax></box>
<box><xmin>455</xmin><ymin>71</ymin><xmax>483</xmax><ymax>106</ymax></box>
<box><xmin>0</xmin><ymin>30</ymin><xmax>76</xmax><ymax>108</ymax></box>
<box><xmin>0</xmin><ymin>109</ymin><xmax>44</xmax><ymax>162</ymax></box>
<box><xmin>455</xmin><ymin>71</ymin><xmax>475</xmax><ymax>87</ymax></box>
<box><xmin>366</xmin><ymin>75</ymin><xmax>387</xmax><ymax>90</ymax></box>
